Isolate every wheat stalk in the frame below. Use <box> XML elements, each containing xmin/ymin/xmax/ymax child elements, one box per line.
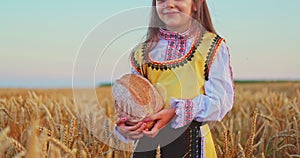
<box><xmin>39</xmin><ymin>127</ymin><xmax>49</xmax><ymax>157</ymax></box>
<box><xmin>0</xmin><ymin>127</ymin><xmax>10</xmax><ymax>142</ymax></box>
<box><xmin>62</xmin><ymin>97</ymin><xmax>75</xmax><ymax>118</ymax></box>
<box><xmin>55</xmin><ymin>103</ymin><xmax>62</xmax><ymax>124</ymax></box>
<box><xmin>238</xmin><ymin>143</ymin><xmax>245</xmax><ymax>158</ymax></box>
<box><xmin>12</xmin><ymin>150</ymin><xmax>26</xmax><ymax>158</ymax></box>
<box><xmin>0</xmin><ymin>83</ymin><xmax>299</xmax><ymax>157</ymax></box>
<box><xmin>0</xmin><ymin>106</ymin><xmax>14</xmax><ymax>121</ymax></box>
<box><xmin>48</xmin><ymin>144</ymin><xmax>61</xmax><ymax>158</ymax></box>
<box><xmin>156</xmin><ymin>145</ymin><xmax>161</xmax><ymax>158</ymax></box>
<box><xmin>245</xmin><ymin>108</ymin><xmax>258</xmax><ymax>158</ymax></box>
<box><xmin>294</xmin><ymin>117</ymin><xmax>299</xmax><ymax>154</ymax></box>
<box><xmin>7</xmin><ymin>137</ymin><xmax>27</xmax><ymax>154</ymax></box>
<box><xmin>6</xmin><ymin>146</ymin><xmax>15</xmax><ymax>158</ymax></box>
<box><xmin>0</xmin><ymin>140</ymin><xmax>10</xmax><ymax>158</ymax></box>
<box><xmin>25</xmin><ymin>120</ymin><xmax>41</xmax><ymax>158</ymax></box>
<box><xmin>79</xmin><ymin>140</ymin><xmax>91</xmax><ymax>158</ymax></box>
<box><xmin>68</xmin><ymin>117</ymin><xmax>77</xmax><ymax>149</ymax></box>
<box><xmin>63</xmin><ymin>124</ymin><xmax>69</xmax><ymax>147</ymax></box>
<box><xmin>48</xmin><ymin>137</ymin><xmax>71</xmax><ymax>154</ymax></box>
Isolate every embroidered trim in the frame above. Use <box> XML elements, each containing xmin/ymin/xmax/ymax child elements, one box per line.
<box><xmin>159</xmin><ymin>26</ymin><xmax>195</xmax><ymax>41</ymax></box>
<box><xmin>189</xmin><ymin>127</ymin><xmax>193</xmax><ymax>158</ymax></box>
<box><xmin>159</xmin><ymin>26</ymin><xmax>196</xmax><ymax>61</ymax></box>
<box><xmin>131</xmin><ymin>28</ymin><xmax>224</xmax><ymax>75</ymax></box>
<box><xmin>204</xmin><ymin>35</ymin><xmax>223</xmax><ymax>81</ymax></box>
<box><xmin>185</xmin><ymin>122</ymin><xmax>204</xmax><ymax>158</ymax></box>
<box><xmin>184</xmin><ymin>100</ymin><xmax>194</xmax><ymax>125</ymax></box>
<box><xmin>195</xmin><ymin>127</ymin><xmax>200</xmax><ymax>158</ymax></box>
<box><xmin>143</xmin><ymin>28</ymin><xmax>204</xmax><ymax>71</ymax></box>
<box><xmin>185</xmin><ymin>127</ymin><xmax>190</xmax><ymax>158</ymax></box>
<box><xmin>164</xmin><ymin>39</ymin><xmax>187</xmax><ymax>61</ymax></box>
<box><xmin>172</xmin><ymin>99</ymin><xmax>195</xmax><ymax>129</ymax></box>
<box><xmin>130</xmin><ymin>49</ymin><xmax>142</xmax><ymax>74</ymax></box>
<box><xmin>201</xmin><ymin>133</ymin><xmax>206</xmax><ymax>158</ymax></box>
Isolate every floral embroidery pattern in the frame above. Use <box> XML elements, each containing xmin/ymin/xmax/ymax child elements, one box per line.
<box><xmin>158</xmin><ymin>27</ymin><xmax>195</xmax><ymax>61</ymax></box>
<box><xmin>143</xmin><ymin>29</ymin><xmax>203</xmax><ymax>70</ymax></box>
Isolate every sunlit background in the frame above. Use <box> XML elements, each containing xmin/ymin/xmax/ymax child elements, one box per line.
<box><xmin>1</xmin><ymin>0</ymin><xmax>299</xmax><ymax>88</ymax></box>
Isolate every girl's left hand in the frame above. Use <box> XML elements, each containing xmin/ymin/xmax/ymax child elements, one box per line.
<box><xmin>143</xmin><ymin>108</ymin><xmax>176</xmax><ymax>138</ymax></box>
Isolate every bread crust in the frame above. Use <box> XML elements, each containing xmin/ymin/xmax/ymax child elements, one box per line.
<box><xmin>113</xmin><ymin>74</ymin><xmax>164</xmax><ymax>129</ymax></box>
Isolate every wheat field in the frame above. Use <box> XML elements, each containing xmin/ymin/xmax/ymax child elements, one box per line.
<box><xmin>0</xmin><ymin>82</ymin><xmax>299</xmax><ymax>158</ymax></box>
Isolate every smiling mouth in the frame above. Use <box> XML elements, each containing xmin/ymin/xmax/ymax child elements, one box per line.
<box><xmin>163</xmin><ymin>9</ymin><xmax>180</xmax><ymax>15</ymax></box>
<box><xmin>164</xmin><ymin>12</ymin><xmax>179</xmax><ymax>15</ymax></box>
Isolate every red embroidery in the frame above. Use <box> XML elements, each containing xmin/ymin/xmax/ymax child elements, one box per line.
<box><xmin>159</xmin><ymin>28</ymin><xmax>192</xmax><ymax>61</ymax></box>
<box><xmin>146</xmin><ymin>30</ymin><xmax>201</xmax><ymax>66</ymax></box>
<box><xmin>184</xmin><ymin>100</ymin><xmax>193</xmax><ymax>125</ymax></box>
<box><xmin>130</xmin><ymin>51</ymin><xmax>142</xmax><ymax>74</ymax></box>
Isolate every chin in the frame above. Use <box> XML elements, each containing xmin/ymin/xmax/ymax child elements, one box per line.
<box><xmin>164</xmin><ymin>21</ymin><xmax>181</xmax><ymax>30</ymax></box>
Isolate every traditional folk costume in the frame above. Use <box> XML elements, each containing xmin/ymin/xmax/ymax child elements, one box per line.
<box><xmin>115</xmin><ymin>24</ymin><xmax>234</xmax><ymax>158</ymax></box>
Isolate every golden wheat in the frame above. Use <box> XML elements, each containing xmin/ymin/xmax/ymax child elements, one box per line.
<box><xmin>0</xmin><ymin>83</ymin><xmax>299</xmax><ymax>157</ymax></box>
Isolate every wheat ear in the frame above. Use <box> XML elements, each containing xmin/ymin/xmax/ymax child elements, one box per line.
<box><xmin>79</xmin><ymin>140</ymin><xmax>91</xmax><ymax>158</ymax></box>
<box><xmin>245</xmin><ymin>108</ymin><xmax>258</xmax><ymax>158</ymax></box>
<box><xmin>25</xmin><ymin>121</ymin><xmax>41</xmax><ymax>158</ymax></box>
<box><xmin>48</xmin><ymin>137</ymin><xmax>71</xmax><ymax>154</ymax></box>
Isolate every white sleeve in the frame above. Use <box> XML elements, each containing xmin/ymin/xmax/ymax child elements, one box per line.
<box><xmin>193</xmin><ymin>42</ymin><xmax>234</xmax><ymax>122</ymax></box>
<box><xmin>170</xmin><ymin>42</ymin><xmax>234</xmax><ymax>128</ymax></box>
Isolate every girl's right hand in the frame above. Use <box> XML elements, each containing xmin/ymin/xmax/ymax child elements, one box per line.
<box><xmin>116</xmin><ymin>117</ymin><xmax>146</xmax><ymax>140</ymax></box>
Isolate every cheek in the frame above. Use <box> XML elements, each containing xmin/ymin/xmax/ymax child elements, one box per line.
<box><xmin>183</xmin><ymin>2</ymin><xmax>194</xmax><ymax>16</ymax></box>
<box><xmin>156</xmin><ymin>6</ymin><xmax>162</xmax><ymax>14</ymax></box>
<box><xmin>156</xmin><ymin>7</ymin><xmax>164</xmax><ymax>19</ymax></box>
<box><xmin>185</xmin><ymin>6</ymin><xmax>193</xmax><ymax>16</ymax></box>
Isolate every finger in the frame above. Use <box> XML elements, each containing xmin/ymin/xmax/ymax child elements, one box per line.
<box><xmin>130</xmin><ymin>133</ymin><xmax>144</xmax><ymax>140</ymax></box>
<box><xmin>116</xmin><ymin>124</ymin><xmax>129</xmax><ymax>134</ymax></box>
<box><xmin>142</xmin><ymin>129</ymin><xmax>152</xmax><ymax>136</ymax></box>
<box><xmin>142</xmin><ymin>117</ymin><xmax>150</xmax><ymax>123</ymax></box>
<box><xmin>116</xmin><ymin>117</ymin><xmax>127</xmax><ymax>126</ymax></box>
<box><xmin>128</xmin><ymin>123</ymin><xmax>146</xmax><ymax>137</ymax></box>
<box><xmin>128</xmin><ymin>123</ymin><xmax>146</xmax><ymax>136</ymax></box>
<box><xmin>136</xmin><ymin>123</ymin><xmax>146</xmax><ymax>132</ymax></box>
<box><xmin>151</xmin><ymin>119</ymin><xmax>165</xmax><ymax>131</ymax></box>
<box><xmin>127</xmin><ymin>122</ymin><xmax>143</xmax><ymax>131</ymax></box>
<box><xmin>116</xmin><ymin>126</ymin><xmax>131</xmax><ymax>139</ymax></box>
<box><xmin>143</xmin><ymin>122</ymin><xmax>159</xmax><ymax>137</ymax></box>
<box><xmin>143</xmin><ymin>129</ymin><xmax>158</xmax><ymax>138</ymax></box>
<box><xmin>142</xmin><ymin>120</ymin><xmax>163</xmax><ymax>138</ymax></box>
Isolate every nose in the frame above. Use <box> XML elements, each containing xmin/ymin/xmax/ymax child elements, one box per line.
<box><xmin>165</xmin><ymin>0</ymin><xmax>175</xmax><ymax>8</ymax></box>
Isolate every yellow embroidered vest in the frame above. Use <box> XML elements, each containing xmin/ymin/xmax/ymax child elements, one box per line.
<box><xmin>131</xmin><ymin>31</ymin><xmax>224</xmax><ymax>108</ymax></box>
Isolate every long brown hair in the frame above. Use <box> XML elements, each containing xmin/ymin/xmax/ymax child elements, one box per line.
<box><xmin>145</xmin><ymin>0</ymin><xmax>216</xmax><ymax>46</ymax></box>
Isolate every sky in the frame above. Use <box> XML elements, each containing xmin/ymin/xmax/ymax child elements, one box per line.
<box><xmin>1</xmin><ymin>0</ymin><xmax>300</xmax><ymax>88</ymax></box>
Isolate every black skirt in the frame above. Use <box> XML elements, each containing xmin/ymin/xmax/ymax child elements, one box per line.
<box><xmin>133</xmin><ymin>121</ymin><xmax>205</xmax><ymax>158</ymax></box>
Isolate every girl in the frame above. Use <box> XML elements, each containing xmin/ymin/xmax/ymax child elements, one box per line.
<box><xmin>115</xmin><ymin>0</ymin><xmax>234</xmax><ymax>157</ymax></box>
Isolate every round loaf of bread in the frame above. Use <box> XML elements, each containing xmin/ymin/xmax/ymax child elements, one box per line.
<box><xmin>112</xmin><ymin>74</ymin><xmax>164</xmax><ymax>129</ymax></box>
